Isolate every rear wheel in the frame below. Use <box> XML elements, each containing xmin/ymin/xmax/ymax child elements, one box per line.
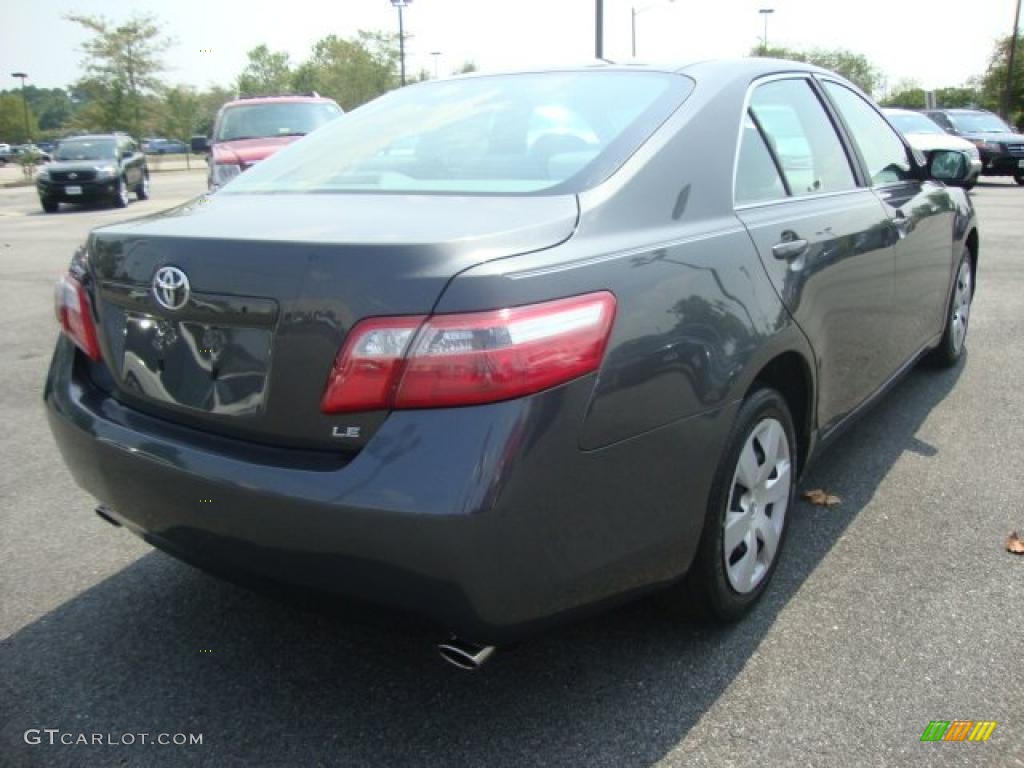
<box><xmin>41</xmin><ymin>198</ymin><xmax>58</xmax><ymax>213</ymax></box>
<box><xmin>1014</xmin><ymin>173</ymin><xmax>1024</xmax><ymax>186</ymax></box>
<box><xmin>113</xmin><ymin>177</ymin><xmax>129</xmax><ymax>208</ymax></box>
<box><xmin>135</xmin><ymin>172</ymin><xmax>150</xmax><ymax>200</ymax></box>
<box><xmin>929</xmin><ymin>247</ymin><xmax>972</xmax><ymax>367</ymax></box>
<box><xmin>685</xmin><ymin>387</ymin><xmax>796</xmax><ymax>621</ymax></box>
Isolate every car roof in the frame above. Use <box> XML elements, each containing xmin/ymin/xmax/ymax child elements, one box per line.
<box><xmin>223</xmin><ymin>95</ymin><xmax>338</xmax><ymax>107</ymax></box>
<box><xmin>446</xmin><ymin>58</ymin><xmax>834</xmax><ymax>80</ymax></box>
<box><xmin>928</xmin><ymin>108</ymin><xmax>989</xmax><ymax>114</ymax></box>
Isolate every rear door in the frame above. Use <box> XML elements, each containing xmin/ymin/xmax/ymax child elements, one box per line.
<box><xmin>822</xmin><ymin>80</ymin><xmax>956</xmax><ymax>358</ymax></box>
<box><xmin>734</xmin><ymin>76</ymin><xmax>898</xmax><ymax>433</ymax></box>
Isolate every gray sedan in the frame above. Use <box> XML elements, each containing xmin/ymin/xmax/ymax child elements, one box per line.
<box><xmin>46</xmin><ymin>59</ymin><xmax>977</xmax><ymax>669</ymax></box>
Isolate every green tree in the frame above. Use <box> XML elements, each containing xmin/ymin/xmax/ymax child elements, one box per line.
<box><xmin>290</xmin><ymin>31</ymin><xmax>398</xmax><ymax>110</ymax></box>
<box><xmin>753</xmin><ymin>45</ymin><xmax>883</xmax><ymax>96</ymax></box>
<box><xmin>160</xmin><ymin>85</ymin><xmax>202</xmax><ymax>141</ymax></box>
<box><xmin>880</xmin><ymin>78</ymin><xmax>926</xmax><ymax>108</ymax></box>
<box><xmin>979</xmin><ymin>35</ymin><xmax>1024</xmax><ymax>127</ymax></box>
<box><xmin>454</xmin><ymin>60</ymin><xmax>478</xmax><ymax>74</ymax></box>
<box><xmin>237</xmin><ymin>45</ymin><xmax>293</xmax><ymax>96</ymax></box>
<box><xmin>65</xmin><ymin>12</ymin><xmax>172</xmax><ymax>136</ymax></box>
<box><xmin>0</xmin><ymin>93</ymin><xmax>39</xmax><ymax>142</ymax></box>
<box><xmin>195</xmin><ymin>85</ymin><xmax>235</xmax><ymax>136</ymax></box>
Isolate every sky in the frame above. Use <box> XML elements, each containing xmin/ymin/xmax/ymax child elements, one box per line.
<box><xmin>0</xmin><ymin>0</ymin><xmax>1019</xmax><ymax>95</ymax></box>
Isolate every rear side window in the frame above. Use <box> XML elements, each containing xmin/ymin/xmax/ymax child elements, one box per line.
<box><xmin>823</xmin><ymin>82</ymin><xmax>913</xmax><ymax>186</ymax></box>
<box><xmin>735</xmin><ymin>113</ymin><xmax>787</xmax><ymax>204</ymax></box>
<box><xmin>749</xmin><ymin>79</ymin><xmax>856</xmax><ymax>197</ymax></box>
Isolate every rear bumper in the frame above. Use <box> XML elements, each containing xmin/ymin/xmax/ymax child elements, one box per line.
<box><xmin>45</xmin><ymin>338</ymin><xmax>730</xmax><ymax>644</ymax></box>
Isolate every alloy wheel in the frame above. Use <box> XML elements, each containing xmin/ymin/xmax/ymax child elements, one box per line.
<box><xmin>950</xmin><ymin>257</ymin><xmax>972</xmax><ymax>354</ymax></box>
<box><xmin>723</xmin><ymin>417</ymin><xmax>791</xmax><ymax>594</ymax></box>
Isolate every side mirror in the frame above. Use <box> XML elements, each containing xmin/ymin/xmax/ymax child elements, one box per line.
<box><xmin>191</xmin><ymin>135</ymin><xmax>210</xmax><ymax>153</ymax></box>
<box><xmin>929</xmin><ymin>149</ymin><xmax>968</xmax><ymax>183</ymax></box>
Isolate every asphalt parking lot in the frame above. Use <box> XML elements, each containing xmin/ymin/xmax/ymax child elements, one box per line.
<box><xmin>1</xmin><ymin>172</ymin><xmax>1021</xmax><ymax>768</ymax></box>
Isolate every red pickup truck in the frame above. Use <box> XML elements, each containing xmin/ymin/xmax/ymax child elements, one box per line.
<box><xmin>192</xmin><ymin>94</ymin><xmax>343</xmax><ymax>189</ymax></box>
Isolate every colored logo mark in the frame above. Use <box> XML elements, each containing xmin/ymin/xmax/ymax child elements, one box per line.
<box><xmin>920</xmin><ymin>720</ymin><xmax>996</xmax><ymax>742</ymax></box>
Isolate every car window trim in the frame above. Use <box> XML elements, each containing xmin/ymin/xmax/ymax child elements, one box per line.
<box><xmin>731</xmin><ymin>72</ymin><xmax>863</xmax><ymax>209</ymax></box>
<box><xmin>745</xmin><ymin>106</ymin><xmax>792</xmax><ymax>197</ymax></box>
<box><xmin>813</xmin><ymin>75</ymin><xmax>925</xmax><ymax>190</ymax></box>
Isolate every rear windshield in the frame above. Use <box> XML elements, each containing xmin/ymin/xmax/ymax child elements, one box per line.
<box><xmin>215</xmin><ymin>102</ymin><xmax>343</xmax><ymax>142</ymax></box>
<box><xmin>222</xmin><ymin>71</ymin><xmax>692</xmax><ymax>196</ymax></box>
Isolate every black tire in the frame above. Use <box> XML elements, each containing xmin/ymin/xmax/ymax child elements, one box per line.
<box><xmin>112</xmin><ymin>177</ymin><xmax>129</xmax><ymax>208</ymax></box>
<box><xmin>683</xmin><ymin>387</ymin><xmax>797</xmax><ymax>622</ymax></box>
<box><xmin>1014</xmin><ymin>174</ymin><xmax>1024</xmax><ymax>186</ymax></box>
<box><xmin>135</xmin><ymin>172</ymin><xmax>150</xmax><ymax>200</ymax></box>
<box><xmin>41</xmin><ymin>198</ymin><xmax>59</xmax><ymax>213</ymax></box>
<box><xmin>963</xmin><ymin>181</ymin><xmax>976</xmax><ymax>191</ymax></box>
<box><xmin>928</xmin><ymin>246</ymin><xmax>973</xmax><ymax>367</ymax></box>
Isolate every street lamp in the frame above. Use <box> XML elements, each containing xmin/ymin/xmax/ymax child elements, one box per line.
<box><xmin>11</xmin><ymin>71</ymin><xmax>30</xmax><ymax>143</ymax></box>
<box><xmin>430</xmin><ymin>51</ymin><xmax>442</xmax><ymax>79</ymax></box>
<box><xmin>631</xmin><ymin>0</ymin><xmax>675</xmax><ymax>58</ymax></box>
<box><xmin>759</xmin><ymin>8</ymin><xmax>775</xmax><ymax>55</ymax></box>
<box><xmin>390</xmin><ymin>0</ymin><xmax>412</xmax><ymax>86</ymax></box>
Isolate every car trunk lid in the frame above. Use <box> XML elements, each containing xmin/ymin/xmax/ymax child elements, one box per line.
<box><xmin>85</xmin><ymin>191</ymin><xmax>578</xmax><ymax>452</ymax></box>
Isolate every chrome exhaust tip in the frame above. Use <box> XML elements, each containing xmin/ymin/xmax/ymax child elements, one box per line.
<box><xmin>437</xmin><ymin>639</ymin><xmax>495</xmax><ymax>671</ymax></box>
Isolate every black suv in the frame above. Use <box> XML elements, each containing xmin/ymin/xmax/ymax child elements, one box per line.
<box><xmin>924</xmin><ymin>108</ymin><xmax>1024</xmax><ymax>184</ymax></box>
<box><xmin>36</xmin><ymin>134</ymin><xmax>150</xmax><ymax>212</ymax></box>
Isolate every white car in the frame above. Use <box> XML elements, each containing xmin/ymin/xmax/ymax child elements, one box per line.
<box><xmin>883</xmin><ymin>108</ymin><xmax>982</xmax><ymax>188</ymax></box>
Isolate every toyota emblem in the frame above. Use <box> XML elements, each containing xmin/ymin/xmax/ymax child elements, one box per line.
<box><xmin>152</xmin><ymin>266</ymin><xmax>191</xmax><ymax>311</ymax></box>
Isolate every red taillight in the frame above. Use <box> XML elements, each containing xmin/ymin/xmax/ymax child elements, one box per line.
<box><xmin>320</xmin><ymin>292</ymin><xmax>616</xmax><ymax>413</ymax></box>
<box><xmin>54</xmin><ymin>273</ymin><xmax>102</xmax><ymax>361</ymax></box>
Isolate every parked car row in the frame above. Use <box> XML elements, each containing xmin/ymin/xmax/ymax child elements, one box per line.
<box><xmin>0</xmin><ymin>143</ymin><xmax>52</xmax><ymax>165</ymax></box>
<box><xmin>883</xmin><ymin>107</ymin><xmax>1024</xmax><ymax>187</ymax></box>
<box><xmin>141</xmin><ymin>138</ymin><xmax>190</xmax><ymax>155</ymax></box>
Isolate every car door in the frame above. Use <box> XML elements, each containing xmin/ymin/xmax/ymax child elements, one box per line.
<box><xmin>124</xmin><ymin>139</ymin><xmax>142</xmax><ymax>186</ymax></box>
<box><xmin>734</xmin><ymin>76</ymin><xmax>898</xmax><ymax>434</ymax></box>
<box><xmin>823</xmin><ymin>81</ymin><xmax>957</xmax><ymax>359</ymax></box>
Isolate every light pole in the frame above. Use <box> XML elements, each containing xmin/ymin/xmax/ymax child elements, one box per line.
<box><xmin>759</xmin><ymin>8</ymin><xmax>774</xmax><ymax>55</ymax></box>
<box><xmin>631</xmin><ymin>0</ymin><xmax>675</xmax><ymax>58</ymax></box>
<box><xmin>11</xmin><ymin>71</ymin><xmax>30</xmax><ymax>143</ymax></box>
<box><xmin>430</xmin><ymin>51</ymin><xmax>442</xmax><ymax>79</ymax></box>
<box><xmin>390</xmin><ymin>0</ymin><xmax>412</xmax><ymax>86</ymax></box>
<box><xmin>596</xmin><ymin>0</ymin><xmax>604</xmax><ymax>60</ymax></box>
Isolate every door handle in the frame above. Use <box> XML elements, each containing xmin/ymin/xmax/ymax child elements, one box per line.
<box><xmin>892</xmin><ymin>209</ymin><xmax>911</xmax><ymax>238</ymax></box>
<box><xmin>771</xmin><ymin>231</ymin><xmax>809</xmax><ymax>261</ymax></box>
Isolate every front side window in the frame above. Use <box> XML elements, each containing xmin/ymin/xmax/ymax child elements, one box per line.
<box><xmin>223</xmin><ymin>72</ymin><xmax>692</xmax><ymax>196</ymax></box>
<box><xmin>749</xmin><ymin>79</ymin><xmax>856</xmax><ymax>197</ymax></box>
<box><xmin>824</xmin><ymin>82</ymin><xmax>914</xmax><ymax>186</ymax></box>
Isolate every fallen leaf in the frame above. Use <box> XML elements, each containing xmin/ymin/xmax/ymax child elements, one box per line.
<box><xmin>802</xmin><ymin>489</ymin><xmax>841</xmax><ymax>507</ymax></box>
<box><xmin>1006</xmin><ymin>531</ymin><xmax>1024</xmax><ymax>555</ymax></box>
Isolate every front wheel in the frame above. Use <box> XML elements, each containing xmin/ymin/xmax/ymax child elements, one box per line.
<box><xmin>112</xmin><ymin>177</ymin><xmax>129</xmax><ymax>208</ymax></box>
<box><xmin>1014</xmin><ymin>174</ymin><xmax>1024</xmax><ymax>186</ymax></box>
<box><xmin>928</xmin><ymin>247</ymin><xmax>973</xmax><ymax>367</ymax></box>
<box><xmin>684</xmin><ymin>387</ymin><xmax>796</xmax><ymax>621</ymax></box>
<box><xmin>135</xmin><ymin>172</ymin><xmax>150</xmax><ymax>200</ymax></box>
<box><xmin>41</xmin><ymin>198</ymin><xmax>58</xmax><ymax>213</ymax></box>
